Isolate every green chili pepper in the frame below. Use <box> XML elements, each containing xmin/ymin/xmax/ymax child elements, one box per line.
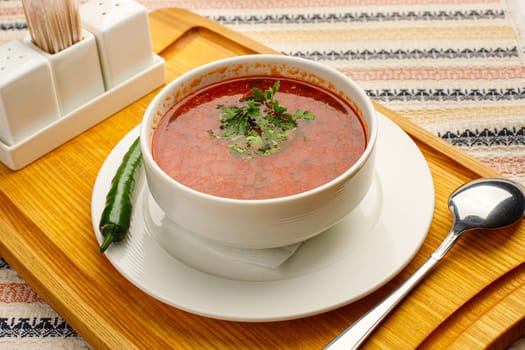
<box><xmin>99</xmin><ymin>137</ymin><xmax>142</xmax><ymax>253</ymax></box>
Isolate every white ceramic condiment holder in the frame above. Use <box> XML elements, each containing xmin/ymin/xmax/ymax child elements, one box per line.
<box><xmin>25</xmin><ymin>29</ymin><xmax>105</xmax><ymax>116</ymax></box>
<box><xmin>0</xmin><ymin>0</ymin><xmax>165</xmax><ymax>170</ymax></box>
<box><xmin>81</xmin><ymin>0</ymin><xmax>156</xmax><ymax>90</ymax></box>
<box><xmin>0</xmin><ymin>41</ymin><xmax>60</xmax><ymax>146</ymax></box>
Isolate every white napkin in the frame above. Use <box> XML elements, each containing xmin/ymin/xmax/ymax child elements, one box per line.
<box><xmin>144</xmin><ymin>192</ymin><xmax>302</xmax><ymax>269</ymax></box>
<box><xmin>184</xmin><ymin>232</ymin><xmax>302</xmax><ymax>269</ymax></box>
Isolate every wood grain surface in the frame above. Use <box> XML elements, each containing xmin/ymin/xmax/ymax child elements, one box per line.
<box><xmin>0</xmin><ymin>8</ymin><xmax>524</xmax><ymax>349</ymax></box>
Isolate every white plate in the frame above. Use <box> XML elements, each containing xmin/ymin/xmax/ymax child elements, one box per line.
<box><xmin>91</xmin><ymin>112</ymin><xmax>435</xmax><ymax>322</ymax></box>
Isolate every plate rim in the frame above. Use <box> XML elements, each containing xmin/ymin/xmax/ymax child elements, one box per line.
<box><xmin>91</xmin><ymin>112</ymin><xmax>435</xmax><ymax>322</ymax></box>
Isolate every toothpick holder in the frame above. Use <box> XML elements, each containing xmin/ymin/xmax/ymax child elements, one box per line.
<box><xmin>0</xmin><ymin>0</ymin><xmax>165</xmax><ymax>171</ymax></box>
<box><xmin>25</xmin><ymin>30</ymin><xmax>105</xmax><ymax>116</ymax></box>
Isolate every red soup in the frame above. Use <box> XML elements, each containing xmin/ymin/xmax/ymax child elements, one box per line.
<box><xmin>152</xmin><ymin>76</ymin><xmax>366</xmax><ymax>200</ymax></box>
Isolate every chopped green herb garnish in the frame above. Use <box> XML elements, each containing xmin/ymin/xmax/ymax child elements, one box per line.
<box><xmin>208</xmin><ymin>81</ymin><xmax>315</xmax><ymax>157</ymax></box>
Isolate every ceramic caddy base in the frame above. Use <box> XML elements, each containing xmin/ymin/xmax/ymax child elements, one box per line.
<box><xmin>0</xmin><ymin>56</ymin><xmax>164</xmax><ymax>170</ymax></box>
<box><xmin>0</xmin><ymin>0</ymin><xmax>165</xmax><ymax>170</ymax></box>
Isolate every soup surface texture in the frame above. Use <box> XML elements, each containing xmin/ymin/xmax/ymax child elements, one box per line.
<box><xmin>152</xmin><ymin>76</ymin><xmax>366</xmax><ymax>200</ymax></box>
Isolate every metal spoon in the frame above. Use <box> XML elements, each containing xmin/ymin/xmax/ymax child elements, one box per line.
<box><xmin>324</xmin><ymin>177</ymin><xmax>525</xmax><ymax>350</ymax></box>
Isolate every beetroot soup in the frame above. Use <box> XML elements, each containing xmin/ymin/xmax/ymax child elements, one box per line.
<box><xmin>151</xmin><ymin>76</ymin><xmax>366</xmax><ymax>200</ymax></box>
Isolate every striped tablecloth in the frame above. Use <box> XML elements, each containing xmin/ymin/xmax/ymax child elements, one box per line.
<box><xmin>1</xmin><ymin>0</ymin><xmax>525</xmax><ymax>348</ymax></box>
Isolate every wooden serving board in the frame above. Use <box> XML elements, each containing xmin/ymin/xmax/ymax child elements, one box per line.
<box><xmin>0</xmin><ymin>8</ymin><xmax>524</xmax><ymax>349</ymax></box>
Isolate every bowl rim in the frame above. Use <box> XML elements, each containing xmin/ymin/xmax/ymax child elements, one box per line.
<box><xmin>140</xmin><ymin>54</ymin><xmax>378</xmax><ymax>204</ymax></box>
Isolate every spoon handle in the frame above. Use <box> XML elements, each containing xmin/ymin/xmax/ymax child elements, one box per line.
<box><xmin>323</xmin><ymin>256</ymin><xmax>439</xmax><ymax>349</ymax></box>
<box><xmin>324</xmin><ymin>228</ymin><xmax>462</xmax><ymax>350</ymax></box>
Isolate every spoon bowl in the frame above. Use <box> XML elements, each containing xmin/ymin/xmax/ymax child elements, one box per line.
<box><xmin>449</xmin><ymin>178</ymin><xmax>525</xmax><ymax>232</ymax></box>
<box><xmin>325</xmin><ymin>177</ymin><xmax>525</xmax><ymax>349</ymax></box>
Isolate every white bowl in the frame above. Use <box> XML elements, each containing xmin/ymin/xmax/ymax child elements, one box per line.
<box><xmin>140</xmin><ymin>54</ymin><xmax>378</xmax><ymax>249</ymax></box>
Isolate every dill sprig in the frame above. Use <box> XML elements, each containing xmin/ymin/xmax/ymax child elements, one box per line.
<box><xmin>209</xmin><ymin>81</ymin><xmax>315</xmax><ymax>157</ymax></box>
